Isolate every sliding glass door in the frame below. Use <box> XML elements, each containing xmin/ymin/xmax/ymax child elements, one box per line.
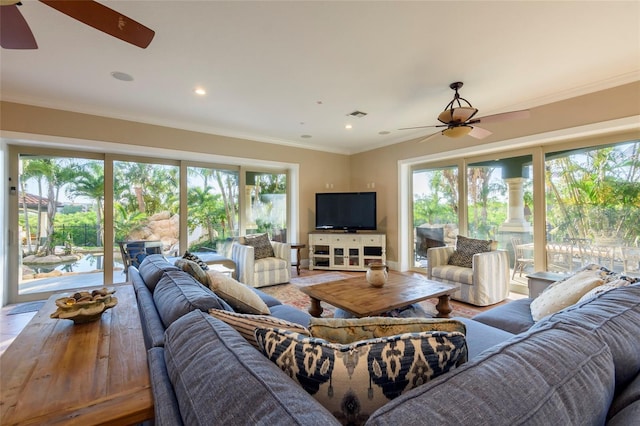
<box><xmin>16</xmin><ymin>152</ymin><xmax>105</xmax><ymax>299</ymax></box>
<box><xmin>411</xmin><ymin>164</ymin><xmax>459</xmax><ymax>269</ymax></box>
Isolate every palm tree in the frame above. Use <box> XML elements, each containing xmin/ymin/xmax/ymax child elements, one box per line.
<box><xmin>68</xmin><ymin>161</ymin><xmax>104</xmax><ymax>246</ymax></box>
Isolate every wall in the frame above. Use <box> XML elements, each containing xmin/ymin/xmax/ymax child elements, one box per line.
<box><xmin>350</xmin><ymin>81</ymin><xmax>640</xmax><ymax>265</ymax></box>
<box><xmin>2</xmin><ymin>81</ymin><xmax>640</xmax><ymax>273</ymax></box>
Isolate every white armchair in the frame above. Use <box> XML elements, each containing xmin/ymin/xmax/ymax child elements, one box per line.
<box><xmin>427</xmin><ymin>246</ymin><xmax>510</xmax><ymax>306</ymax></box>
<box><xmin>231</xmin><ymin>241</ymin><xmax>291</xmax><ymax>288</ymax></box>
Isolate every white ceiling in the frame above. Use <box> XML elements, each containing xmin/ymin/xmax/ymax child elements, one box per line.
<box><xmin>1</xmin><ymin>1</ymin><xmax>639</xmax><ymax>154</ymax></box>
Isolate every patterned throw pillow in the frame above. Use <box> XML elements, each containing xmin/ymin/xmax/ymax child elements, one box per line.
<box><xmin>244</xmin><ymin>233</ymin><xmax>275</xmax><ymax>260</ymax></box>
<box><xmin>209</xmin><ymin>309</ymin><xmax>310</xmax><ymax>349</ymax></box>
<box><xmin>256</xmin><ymin>328</ymin><xmax>467</xmax><ymax>425</ymax></box>
<box><xmin>183</xmin><ymin>251</ymin><xmax>209</xmax><ymax>271</ymax></box>
<box><xmin>447</xmin><ymin>235</ymin><xmax>493</xmax><ymax>268</ymax></box>
<box><xmin>174</xmin><ymin>258</ymin><xmax>210</xmax><ymax>287</ymax></box>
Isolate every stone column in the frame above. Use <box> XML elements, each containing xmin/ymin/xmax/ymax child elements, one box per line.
<box><xmin>499</xmin><ymin>177</ymin><xmax>531</xmax><ymax>232</ymax></box>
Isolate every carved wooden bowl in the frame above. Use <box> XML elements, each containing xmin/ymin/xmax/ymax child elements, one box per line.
<box><xmin>50</xmin><ymin>288</ymin><xmax>118</xmax><ymax>324</ymax></box>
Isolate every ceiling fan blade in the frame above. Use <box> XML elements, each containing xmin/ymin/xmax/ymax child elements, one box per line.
<box><xmin>0</xmin><ymin>4</ymin><xmax>38</xmax><ymax>49</ymax></box>
<box><xmin>398</xmin><ymin>124</ymin><xmax>443</xmax><ymax>131</ymax></box>
<box><xmin>418</xmin><ymin>130</ymin><xmax>442</xmax><ymax>143</ymax></box>
<box><xmin>470</xmin><ymin>109</ymin><xmax>530</xmax><ymax>125</ymax></box>
<box><xmin>39</xmin><ymin>0</ymin><xmax>155</xmax><ymax>48</ymax></box>
<box><xmin>468</xmin><ymin>126</ymin><xmax>492</xmax><ymax>139</ymax></box>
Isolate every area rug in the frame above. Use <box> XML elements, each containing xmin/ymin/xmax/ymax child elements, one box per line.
<box><xmin>260</xmin><ymin>270</ymin><xmax>506</xmax><ymax>319</ymax></box>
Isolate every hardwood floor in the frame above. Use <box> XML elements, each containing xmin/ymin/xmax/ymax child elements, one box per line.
<box><xmin>0</xmin><ymin>305</ymin><xmax>37</xmax><ymax>356</ymax></box>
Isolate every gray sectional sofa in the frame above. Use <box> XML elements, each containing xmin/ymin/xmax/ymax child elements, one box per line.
<box><xmin>131</xmin><ymin>254</ymin><xmax>640</xmax><ymax>425</ymax></box>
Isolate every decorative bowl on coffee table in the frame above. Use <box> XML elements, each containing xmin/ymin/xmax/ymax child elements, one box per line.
<box><xmin>50</xmin><ymin>288</ymin><xmax>118</xmax><ymax>324</ymax></box>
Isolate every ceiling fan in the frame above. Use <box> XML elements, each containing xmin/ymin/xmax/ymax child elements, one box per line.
<box><xmin>0</xmin><ymin>0</ymin><xmax>155</xmax><ymax>49</ymax></box>
<box><xmin>399</xmin><ymin>82</ymin><xmax>530</xmax><ymax>142</ymax></box>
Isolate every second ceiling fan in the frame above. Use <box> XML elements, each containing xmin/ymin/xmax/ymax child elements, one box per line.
<box><xmin>0</xmin><ymin>0</ymin><xmax>155</xmax><ymax>49</ymax></box>
<box><xmin>399</xmin><ymin>82</ymin><xmax>530</xmax><ymax>142</ymax></box>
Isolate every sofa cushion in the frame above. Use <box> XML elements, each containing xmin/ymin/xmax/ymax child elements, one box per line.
<box><xmin>366</xmin><ymin>321</ymin><xmax>615</xmax><ymax>426</ymax></box>
<box><xmin>529</xmin><ymin>268</ymin><xmax>605</xmax><ymax>321</ymax></box>
<box><xmin>608</xmin><ymin>372</ymin><xmax>640</xmax><ymax>421</ymax></box>
<box><xmin>430</xmin><ymin>265</ymin><xmax>474</xmax><ymax>285</ymax></box>
<box><xmin>244</xmin><ymin>233</ymin><xmax>275</xmax><ymax>259</ymax></box>
<box><xmin>138</xmin><ymin>254</ymin><xmax>180</xmax><ymax>292</ymax></box>
<box><xmin>535</xmin><ymin>283</ymin><xmax>640</xmax><ymax>392</ymax></box>
<box><xmin>207</xmin><ymin>270</ymin><xmax>270</xmax><ymax>315</ymax></box>
<box><xmin>208</xmin><ymin>308</ymin><xmax>310</xmax><ymax>349</ymax></box>
<box><xmin>308</xmin><ymin>316</ymin><xmax>467</xmax><ymax>345</ymax></box>
<box><xmin>447</xmin><ymin>235</ymin><xmax>493</xmax><ymax>268</ymax></box>
<box><xmin>268</xmin><ymin>304</ymin><xmax>312</xmax><ymax>327</ymax></box>
<box><xmin>455</xmin><ymin>317</ymin><xmax>515</xmax><ymax>360</ymax></box>
<box><xmin>164</xmin><ymin>311</ymin><xmax>340</xmax><ymax>425</ymax></box>
<box><xmin>254</xmin><ymin>257</ymin><xmax>288</xmax><ymax>272</ymax></box>
<box><xmin>250</xmin><ymin>287</ymin><xmax>282</xmax><ymax>308</ymax></box>
<box><xmin>153</xmin><ymin>270</ymin><xmax>233</xmax><ymax>328</ymax></box>
<box><xmin>174</xmin><ymin>258</ymin><xmax>210</xmax><ymax>287</ymax></box>
<box><xmin>256</xmin><ymin>328</ymin><xmax>466</xmax><ymax>425</ymax></box>
<box><xmin>472</xmin><ymin>298</ymin><xmax>535</xmax><ymax>335</ymax></box>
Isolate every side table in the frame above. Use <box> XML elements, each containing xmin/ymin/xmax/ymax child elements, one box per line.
<box><xmin>526</xmin><ymin>271</ymin><xmax>565</xmax><ymax>298</ymax></box>
<box><xmin>291</xmin><ymin>243</ymin><xmax>306</xmax><ymax>275</ymax></box>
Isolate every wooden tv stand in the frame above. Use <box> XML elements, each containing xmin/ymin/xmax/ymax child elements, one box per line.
<box><xmin>309</xmin><ymin>232</ymin><xmax>386</xmax><ymax>271</ymax></box>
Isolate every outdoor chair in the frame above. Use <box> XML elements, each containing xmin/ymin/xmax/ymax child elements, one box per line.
<box><xmin>511</xmin><ymin>237</ymin><xmax>534</xmax><ymax>279</ymax></box>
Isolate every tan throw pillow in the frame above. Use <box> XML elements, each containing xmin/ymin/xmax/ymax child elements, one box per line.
<box><xmin>209</xmin><ymin>309</ymin><xmax>310</xmax><ymax>349</ymax></box>
<box><xmin>447</xmin><ymin>235</ymin><xmax>493</xmax><ymax>268</ymax></box>
<box><xmin>530</xmin><ymin>269</ymin><xmax>605</xmax><ymax>321</ymax></box>
<box><xmin>207</xmin><ymin>270</ymin><xmax>270</xmax><ymax>315</ymax></box>
<box><xmin>256</xmin><ymin>328</ymin><xmax>467</xmax><ymax>425</ymax></box>
<box><xmin>244</xmin><ymin>233</ymin><xmax>275</xmax><ymax>259</ymax></box>
<box><xmin>174</xmin><ymin>258</ymin><xmax>210</xmax><ymax>287</ymax></box>
<box><xmin>309</xmin><ymin>316</ymin><xmax>467</xmax><ymax>344</ymax></box>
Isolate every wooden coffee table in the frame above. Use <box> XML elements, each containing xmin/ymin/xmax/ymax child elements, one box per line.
<box><xmin>0</xmin><ymin>284</ymin><xmax>153</xmax><ymax>425</ymax></box>
<box><xmin>300</xmin><ymin>273</ymin><xmax>459</xmax><ymax>318</ymax></box>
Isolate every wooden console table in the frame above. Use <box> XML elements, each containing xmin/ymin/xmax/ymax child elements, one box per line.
<box><xmin>0</xmin><ymin>284</ymin><xmax>153</xmax><ymax>425</ymax></box>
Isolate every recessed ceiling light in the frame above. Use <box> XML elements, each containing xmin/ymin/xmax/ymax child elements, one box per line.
<box><xmin>378</xmin><ymin>131</ymin><xmax>390</xmax><ymax>135</ymax></box>
<box><xmin>111</xmin><ymin>71</ymin><xmax>134</xmax><ymax>82</ymax></box>
<box><xmin>301</xmin><ymin>134</ymin><xmax>312</xmax><ymax>139</ymax></box>
<box><xmin>194</xmin><ymin>87</ymin><xmax>206</xmax><ymax>96</ymax></box>
<box><xmin>345</xmin><ymin>124</ymin><xmax>353</xmax><ymax>130</ymax></box>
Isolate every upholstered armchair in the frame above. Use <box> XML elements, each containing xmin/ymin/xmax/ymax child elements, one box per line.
<box><xmin>231</xmin><ymin>240</ymin><xmax>291</xmax><ymax>288</ymax></box>
<box><xmin>427</xmin><ymin>246</ymin><xmax>510</xmax><ymax>306</ymax></box>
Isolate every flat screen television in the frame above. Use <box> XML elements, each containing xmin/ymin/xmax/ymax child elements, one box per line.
<box><xmin>315</xmin><ymin>192</ymin><xmax>377</xmax><ymax>232</ymax></box>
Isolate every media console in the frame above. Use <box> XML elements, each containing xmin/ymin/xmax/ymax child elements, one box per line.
<box><xmin>309</xmin><ymin>232</ymin><xmax>386</xmax><ymax>271</ymax></box>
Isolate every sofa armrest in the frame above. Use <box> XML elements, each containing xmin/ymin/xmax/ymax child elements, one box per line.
<box><xmin>271</xmin><ymin>241</ymin><xmax>292</xmax><ymax>268</ymax></box>
<box><xmin>473</xmin><ymin>250</ymin><xmax>510</xmax><ymax>290</ymax></box>
<box><xmin>427</xmin><ymin>246</ymin><xmax>455</xmax><ymax>279</ymax></box>
<box><xmin>231</xmin><ymin>242</ymin><xmax>255</xmax><ymax>285</ymax></box>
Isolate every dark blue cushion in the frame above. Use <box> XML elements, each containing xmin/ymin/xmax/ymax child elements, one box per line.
<box><xmin>164</xmin><ymin>311</ymin><xmax>340</xmax><ymax>425</ymax></box>
<box><xmin>153</xmin><ymin>270</ymin><xmax>233</xmax><ymax>328</ymax></box>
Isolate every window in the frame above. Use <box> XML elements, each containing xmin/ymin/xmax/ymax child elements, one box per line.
<box><xmin>8</xmin><ymin>147</ymin><xmax>293</xmax><ymax>304</ymax></box>
<box><xmin>545</xmin><ymin>141</ymin><xmax>640</xmax><ymax>273</ymax></box>
<box><xmin>412</xmin><ymin>165</ymin><xmax>459</xmax><ymax>268</ymax></box>
<box><xmin>187</xmin><ymin>166</ymin><xmax>239</xmax><ymax>250</ymax></box>
<box><xmin>18</xmin><ymin>154</ymin><xmax>105</xmax><ymax>296</ymax></box>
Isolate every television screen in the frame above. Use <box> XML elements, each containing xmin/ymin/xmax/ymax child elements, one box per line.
<box><xmin>315</xmin><ymin>192</ymin><xmax>377</xmax><ymax>231</ymax></box>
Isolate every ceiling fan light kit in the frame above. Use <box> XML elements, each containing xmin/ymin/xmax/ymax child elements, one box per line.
<box><xmin>442</xmin><ymin>125</ymin><xmax>472</xmax><ymax>138</ymax></box>
<box><xmin>399</xmin><ymin>81</ymin><xmax>530</xmax><ymax>142</ymax></box>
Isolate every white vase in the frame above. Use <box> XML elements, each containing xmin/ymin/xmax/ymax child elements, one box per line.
<box><xmin>366</xmin><ymin>263</ymin><xmax>388</xmax><ymax>287</ymax></box>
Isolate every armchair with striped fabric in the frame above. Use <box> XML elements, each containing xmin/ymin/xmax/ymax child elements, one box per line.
<box><xmin>427</xmin><ymin>245</ymin><xmax>510</xmax><ymax>306</ymax></box>
<box><xmin>231</xmin><ymin>240</ymin><xmax>291</xmax><ymax>288</ymax></box>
